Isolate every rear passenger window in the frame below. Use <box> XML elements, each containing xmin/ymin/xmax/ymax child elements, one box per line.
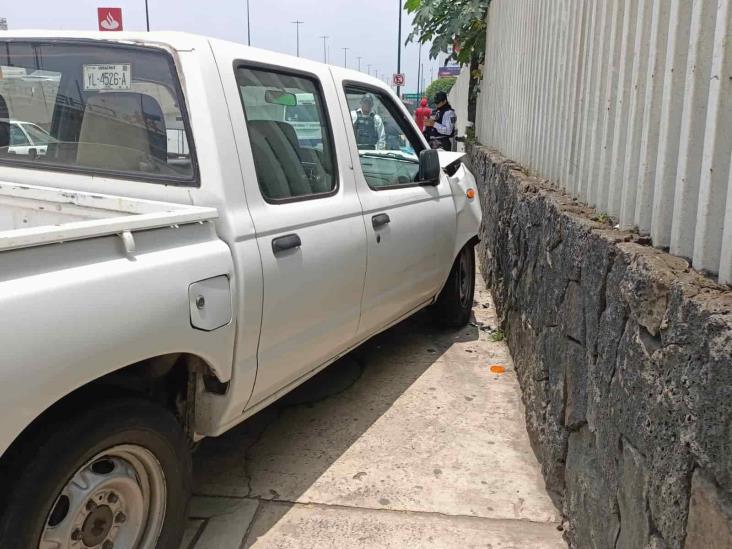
<box><xmin>0</xmin><ymin>40</ymin><xmax>196</xmax><ymax>184</ymax></box>
<box><xmin>236</xmin><ymin>67</ymin><xmax>336</xmax><ymax>202</ymax></box>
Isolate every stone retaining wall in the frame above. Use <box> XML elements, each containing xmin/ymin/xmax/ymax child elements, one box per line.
<box><xmin>469</xmin><ymin>145</ymin><xmax>732</xmax><ymax>549</ymax></box>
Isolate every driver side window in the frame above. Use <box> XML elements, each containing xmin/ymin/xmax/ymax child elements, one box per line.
<box><xmin>344</xmin><ymin>86</ymin><xmax>424</xmax><ymax>189</ymax></box>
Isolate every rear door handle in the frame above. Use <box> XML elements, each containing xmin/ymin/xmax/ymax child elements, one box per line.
<box><xmin>372</xmin><ymin>213</ymin><xmax>391</xmax><ymax>228</ymax></box>
<box><xmin>272</xmin><ymin>233</ymin><xmax>301</xmax><ymax>254</ymax></box>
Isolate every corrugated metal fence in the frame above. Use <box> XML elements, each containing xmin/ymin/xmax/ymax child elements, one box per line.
<box><xmin>448</xmin><ymin>67</ymin><xmax>471</xmax><ymax>150</ymax></box>
<box><xmin>475</xmin><ymin>0</ymin><xmax>732</xmax><ymax>284</ymax></box>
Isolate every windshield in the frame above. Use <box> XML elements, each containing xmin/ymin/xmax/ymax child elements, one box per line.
<box><xmin>21</xmin><ymin>123</ymin><xmax>57</xmax><ymax>145</ymax></box>
<box><xmin>0</xmin><ymin>40</ymin><xmax>196</xmax><ymax>185</ymax></box>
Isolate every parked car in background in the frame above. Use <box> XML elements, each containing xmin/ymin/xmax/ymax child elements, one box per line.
<box><xmin>0</xmin><ymin>31</ymin><xmax>481</xmax><ymax>548</ymax></box>
<box><xmin>2</xmin><ymin>119</ymin><xmax>57</xmax><ymax>157</ymax></box>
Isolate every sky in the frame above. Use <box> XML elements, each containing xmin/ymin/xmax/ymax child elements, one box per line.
<box><xmin>2</xmin><ymin>0</ymin><xmax>443</xmax><ymax>95</ymax></box>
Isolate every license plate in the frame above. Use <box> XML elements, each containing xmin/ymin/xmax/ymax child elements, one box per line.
<box><xmin>83</xmin><ymin>64</ymin><xmax>131</xmax><ymax>91</ymax></box>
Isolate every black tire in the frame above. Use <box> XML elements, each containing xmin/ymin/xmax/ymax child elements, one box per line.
<box><xmin>0</xmin><ymin>397</ymin><xmax>191</xmax><ymax>549</ymax></box>
<box><xmin>432</xmin><ymin>244</ymin><xmax>476</xmax><ymax>327</ymax></box>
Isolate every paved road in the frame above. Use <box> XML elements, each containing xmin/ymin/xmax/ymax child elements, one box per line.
<box><xmin>182</xmin><ymin>273</ymin><xmax>565</xmax><ymax>548</ymax></box>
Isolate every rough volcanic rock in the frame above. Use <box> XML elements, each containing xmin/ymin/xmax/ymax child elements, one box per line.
<box><xmin>469</xmin><ymin>145</ymin><xmax>732</xmax><ymax>549</ymax></box>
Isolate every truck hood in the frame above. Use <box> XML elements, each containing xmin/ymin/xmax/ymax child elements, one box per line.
<box><xmin>438</xmin><ymin>150</ymin><xmax>466</xmax><ymax>169</ymax></box>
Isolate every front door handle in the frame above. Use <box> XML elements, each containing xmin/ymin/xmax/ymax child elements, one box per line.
<box><xmin>372</xmin><ymin>213</ymin><xmax>391</xmax><ymax>228</ymax></box>
<box><xmin>272</xmin><ymin>233</ymin><xmax>302</xmax><ymax>254</ymax></box>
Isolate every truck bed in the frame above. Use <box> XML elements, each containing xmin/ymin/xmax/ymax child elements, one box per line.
<box><xmin>0</xmin><ymin>181</ymin><xmax>218</xmax><ymax>251</ymax></box>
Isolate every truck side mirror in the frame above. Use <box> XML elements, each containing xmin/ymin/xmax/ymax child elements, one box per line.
<box><xmin>418</xmin><ymin>149</ymin><xmax>440</xmax><ymax>185</ymax></box>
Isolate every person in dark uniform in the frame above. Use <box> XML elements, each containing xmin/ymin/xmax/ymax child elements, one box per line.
<box><xmin>423</xmin><ymin>91</ymin><xmax>456</xmax><ymax>150</ymax></box>
<box><xmin>350</xmin><ymin>93</ymin><xmax>385</xmax><ymax>150</ymax></box>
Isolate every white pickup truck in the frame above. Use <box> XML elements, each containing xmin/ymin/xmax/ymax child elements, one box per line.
<box><xmin>0</xmin><ymin>32</ymin><xmax>480</xmax><ymax>548</ymax></box>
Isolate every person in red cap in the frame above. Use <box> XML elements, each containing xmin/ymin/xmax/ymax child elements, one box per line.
<box><xmin>414</xmin><ymin>97</ymin><xmax>432</xmax><ymax>134</ymax></box>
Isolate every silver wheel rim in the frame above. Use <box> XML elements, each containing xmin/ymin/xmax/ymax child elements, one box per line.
<box><xmin>39</xmin><ymin>444</ymin><xmax>167</xmax><ymax>549</ymax></box>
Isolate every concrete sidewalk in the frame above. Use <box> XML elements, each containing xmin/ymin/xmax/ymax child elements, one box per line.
<box><xmin>182</xmin><ymin>274</ymin><xmax>565</xmax><ymax>548</ymax></box>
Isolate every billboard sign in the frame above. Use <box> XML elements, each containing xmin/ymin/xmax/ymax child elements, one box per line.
<box><xmin>438</xmin><ymin>65</ymin><xmax>461</xmax><ymax>78</ymax></box>
<box><xmin>98</xmin><ymin>7</ymin><xmax>123</xmax><ymax>31</ymax></box>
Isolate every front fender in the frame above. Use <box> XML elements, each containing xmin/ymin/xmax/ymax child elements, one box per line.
<box><xmin>448</xmin><ymin>162</ymin><xmax>482</xmax><ymax>259</ymax></box>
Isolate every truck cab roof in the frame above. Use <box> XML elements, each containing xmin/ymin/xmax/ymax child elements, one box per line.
<box><xmin>0</xmin><ymin>30</ymin><xmax>389</xmax><ymax>89</ymax></box>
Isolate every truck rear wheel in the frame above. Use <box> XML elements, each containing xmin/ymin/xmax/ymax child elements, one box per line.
<box><xmin>0</xmin><ymin>398</ymin><xmax>191</xmax><ymax>549</ymax></box>
<box><xmin>432</xmin><ymin>244</ymin><xmax>476</xmax><ymax>327</ymax></box>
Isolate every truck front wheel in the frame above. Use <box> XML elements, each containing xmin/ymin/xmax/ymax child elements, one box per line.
<box><xmin>0</xmin><ymin>398</ymin><xmax>191</xmax><ymax>549</ymax></box>
<box><xmin>432</xmin><ymin>244</ymin><xmax>476</xmax><ymax>327</ymax></box>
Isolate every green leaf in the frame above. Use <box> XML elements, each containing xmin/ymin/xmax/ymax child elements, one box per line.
<box><xmin>425</xmin><ymin>77</ymin><xmax>457</xmax><ymax>102</ymax></box>
<box><xmin>405</xmin><ymin>0</ymin><xmax>491</xmax><ymax>71</ymax></box>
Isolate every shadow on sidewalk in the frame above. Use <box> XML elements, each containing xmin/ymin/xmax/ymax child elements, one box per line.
<box><xmin>191</xmin><ymin>308</ymin><xmax>480</xmax><ymax>545</ymax></box>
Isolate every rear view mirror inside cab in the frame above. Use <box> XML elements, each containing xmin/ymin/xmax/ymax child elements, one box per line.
<box><xmin>264</xmin><ymin>90</ymin><xmax>297</xmax><ymax>107</ymax></box>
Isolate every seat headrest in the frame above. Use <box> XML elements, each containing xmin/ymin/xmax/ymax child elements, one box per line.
<box><xmin>247</xmin><ymin>119</ymin><xmax>313</xmax><ymax>198</ymax></box>
<box><xmin>273</xmin><ymin>121</ymin><xmax>300</xmax><ymax>149</ymax></box>
<box><xmin>76</xmin><ymin>92</ymin><xmax>167</xmax><ymax>172</ymax></box>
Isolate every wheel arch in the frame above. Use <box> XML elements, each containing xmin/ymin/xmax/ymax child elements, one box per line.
<box><xmin>0</xmin><ymin>352</ymin><xmax>222</xmax><ymax>469</ymax></box>
<box><xmin>436</xmin><ymin>236</ymin><xmax>480</xmax><ymax>300</ymax></box>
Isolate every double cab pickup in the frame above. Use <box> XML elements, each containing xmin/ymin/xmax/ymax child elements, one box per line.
<box><xmin>0</xmin><ymin>31</ymin><xmax>480</xmax><ymax>548</ymax></box>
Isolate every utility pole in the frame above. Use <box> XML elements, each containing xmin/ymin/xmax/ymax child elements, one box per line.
<box><xmin>367</xmin><ymin>63</ymin><xmax>371</xmax><ymax>76</ymax></box>
<box><xmin>246</xmin><ymin>0</ymin><xmax>251</xmax><ymax>45</ymax></box>
<box><xmin>356</xmin><ymin>56</ymin><xmax>363</xmax><ymax>71</ymax></box>
<box><xmin>145</xmin><ymin>0</ymin><xmax>150</xmax><ymax>31</ymax></box>
<box><xmin>396</xmin><ymin>0</ymin><xmax>403</xmax><ymax>97</ymax></box>
<box><xmin>319</xmin><ymin>35</ymin><xmax>328</xmax><ymax>63</ymax></box>
<box><xmin>342</xmin><ymin>47</ymin><xmax>349</xmax><ymax>68</ymax></box>
<box><xmin>291</xmin><ymin>20</ymin><xmax>304</xmax><ymax>57</ymax></box>
<box><xmin>417</xmin><ymin>42</ymin><xmax>422</xmax><ymax>95</ymax></box>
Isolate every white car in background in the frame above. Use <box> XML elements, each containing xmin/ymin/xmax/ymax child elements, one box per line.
<box><xmin>3</xmin><ymin>119</ymin><xmax>57</xmax><ymax>157</ymax></box>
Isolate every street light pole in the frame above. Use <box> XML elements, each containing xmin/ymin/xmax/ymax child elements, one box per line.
<box><xmin>396</xmin><ymin>0</ymin><xmax>402</xmax><ymax>97</ymax></box>
<box><xmin>319</xmin><ymin>35</ymin><xmax>328</xmax><ymax>63</ymax></box>
<box><xmin>356</xmin><ymin>56</ymin><xmax>363</xmax><ymax>71</ymax></box>
<box><xmin>342</xmin><ymin>47</ymin><xmax>349</xmax><ymax>68</ymax></box>
<box><xmin>421</xmin><ymin>63</ymin><xmax>425</xmax><ymax>96</ymax></box>
<box><xmin>145</xmin><ymin>0</ymin><xmax>150</xmax><ymax>31</ymax></box>
<box><xmin>291</xmin><ymin>20</ymin><xmax>304</xmax><ymax>57</ymax></box>
<box><xmin>246</xmin><ymin>0</ymin><xmax>251</xmax><ymax>45</ymax></box>
<box><xmin>417</xmin><ymin>42</ymin><xmax>422</xmax><ymax>95</ymax></box>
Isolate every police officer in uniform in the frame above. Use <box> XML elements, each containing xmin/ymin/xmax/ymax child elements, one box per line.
<box><xmin>350</xmin><ymin>93</ymin><xmax>385</xmax><ymax>150</ymax></box>
<box><xmin>424</xmin><ymin>91</ymin><xmax>456</xmax><ymax>150</ymax></box>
